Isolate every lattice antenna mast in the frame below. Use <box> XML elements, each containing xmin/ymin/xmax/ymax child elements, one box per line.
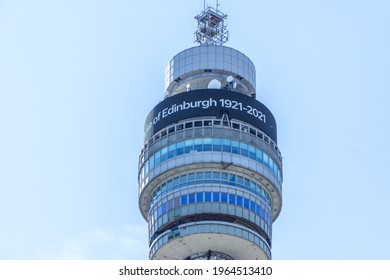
<box><xmin>194</xmin><ymin>1</ymin><xmax>229</xmax><ymax>45</ymax></box>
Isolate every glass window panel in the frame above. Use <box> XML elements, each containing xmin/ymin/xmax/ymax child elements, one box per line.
<box><xmin>221</xmin><ymin>172</ymin><xmax>228</xmax><ymax>181</ymax></box>
<box><xmin>154</xmin><ymin>151</ymin><xmax>161</xmax><ymax>165</ymax></box>
<box><xmin>162</xmin><ymin>203</ymin><xmax>167</xmax><ymax>214</ymax></box>
<box><xmin>213</xmin><ymin>192</ymin><xmax>220</xmax><ymax>202</ymax></box>
<box><xmin>204</xmin><ymin>172</ymin><xmax>212</xmax><ymax>179</ymax></box>
<box><xmin>256</xmin><ymin>204</ymin><xmax>261</xmax><ymax>215</ymax></box>
<box><xmin>249</xmin><ymin>146</ymin><xmax>256</xmax><ymax>160</ymax></box>
<box><xmin>237</xmin><ymin>176</ymin><xmax>243</xmax><ymax>184</ymax></box>
<box><xmin>212</xmin><ymin>172</ymin><xmax>220</xmax><ymax>180</ymax></box>
<box><xmin>244</xmin><ymin>178</ymin><xmax>250</xmax><ymax>187</ymax></box>
<box><xmin>173</xmin><ymin>177</ymin><xmax>180</xmax><ymax>187</ymax></box>
<box><xmin>196</xmin><ymin>172</ymin><xmax>203</xmax><ymax>180</ymax></box>
<box><xmin>230</xmin><ymin>174</ymin><xmax>236</xmax><ymax>182</ymax></box>
<box><xmin>160</xmin><ymin>147</ymin><xmax>168</xmax><ymax>161</ymax></box>
<box><xmin>181</xmin><ymin>195</ymin><xmax>187</xmax><ymax>205</ymax></box>
<box><xmin>231</xmin><ymin>140</ymin><xmax>240</xmax><ymax>154</ymax></box>
<box><xmin>250</xmin><ymin>201</ymin><xmax>255</xmax><ymax>211</ymax></box>
<box><xmin>188</xmin><ymin>173</ymin><xmax>195</xmax><ymax>181</ymax></box>
<box><xmin>205</xmin><ymin>192</ymin><xmax>211</xmax><ymax>202</ymax></box>
<box><xmin>212</xmin><ymin>138</ymin><xmax>222</xmax><ymax>151</ymax></box>
<box><xmin>194</xmin><ymin>139</ymin><xmax>202</xmax><ymax>151</ymax></box>
<box><xmin>263</xmin><ymin>153</ymin><xmax>269</xmax><ymax>167</ymax></box>
<box><xmin>221</xmin><ymin>193</ymin><xmax>227</xmax><ymax>203</ymax></box>
<box><xmin>229</xmin><ymin>194</ymin><xmax>235</xmax><ymax>204</ymax></box>
<box><xmin>196</xmin><ymin>192</ymin><xmax>203</xmax><ymax>202</ymax></box>
<box><xmin>180</xmin><ymin>175</ymin><xmax>187</xmax><ymax>183</ymax></box>
<box><xmin>244</xmin><ymin>198</ymin><xmax>249</xmax><ymax>209</ymax></box>
<box><xmin>189</xmin><ymin>193</ymin><xmax>195</xmax><ymax>203</ymax></box>
<box><xmin>237</xmin><ymin>196</ymin><xmax>242</xmax><ymax>206</ymax></box>
<box><xmin>222</xmin><ymin>139</ymin><xmax>231</xmax><ymax>152</ymax></box>
<box><xmin>240</xmin><ymin>143</ymin><xmax>248</xmax><ymax>156</ymax></box>
<box><xmin>256</xmin><ymin>149</ymin><xmax>263</xmax><ymax>163</ymax></box>
<box><xmin>176</xmin><ymin>141</ymin><xmax>184</xmax><ymax>155</ymax></box>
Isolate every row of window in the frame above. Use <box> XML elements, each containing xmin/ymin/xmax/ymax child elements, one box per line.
<box><xmin>149</xmin><ymin>222</ymin><xmax>271</xmax><ymax>260</ymax></box>
<box><xmin>151</xmin><ymin>191</ymin><xmax>271</xmax><ymax>226</ymax></box>
<box><xmin>141</xmin><ymin>118</ymin><xmax>281</xmax><ymax>160</ymax></box>
<box><xmin>140</xmin><ymin>138</ymin><xmax>282</xmax><ymax>183</ymax></box>
<box><xmin>149</xmin><ymin>171</ymin><xmax>272</xmax><ymax>208</ymax></box>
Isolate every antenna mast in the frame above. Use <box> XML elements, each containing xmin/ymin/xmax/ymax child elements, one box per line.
<box><xmin>194</xmin><ymin>2</ymin><xmax>229</xmax><ymax>45</ymax></box>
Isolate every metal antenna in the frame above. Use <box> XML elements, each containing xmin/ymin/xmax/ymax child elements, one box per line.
<box><xmin>194</xmin><ymin>1</ymin><xmax>229</xmax><ymax>45</ymax></box>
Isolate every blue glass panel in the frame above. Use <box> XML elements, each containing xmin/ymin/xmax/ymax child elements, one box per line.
<box><xmin>221</xmin><ymin>172</ymin><xmax>228</xmax><ymax>181</ymax></box>
<box><xmin>236</xmin><ymin>196</ymin><xmax>243</xmax><ymax>206</ymax></box>
<box><xmin>203</xmin><ymin>138</ymin><xmax>212</xmax><ymax>151</ymax></box>
<box><xmin>181</xmin><ymin>195</ymin><xmax>187</xmax><ymax>205</ymax></box>
<box><xmin>213</xmin><ymin>192</ymin><xmax>220</xmax><ymax>202</ymax></box>
<box><xmin>244</xmin><ymin>198</ymin><xmax>249</xmax><ymax>209</ymax></box>
<box><xmin>173</xmin><ymin>177</ymin><xmax>180</xmax><ymax>186</ymax></box>
<box><xmin>222</xmin><ymin>139</ymin><xmax>231</xmax><ymax>152</ymax></box>
<box><xmin>263</xmin><ymin>153</ymin><xmax>269</xmax><ymax>167</ymax></box>
<box><xmin>188</xmin><ymin>173</ymin><xmax>195</xmax><ymax>181</ymax></box>
<box><xmin>162</xmin><ymin>203</ymin><xmax>167</xmax><ymax>214</ymax></box>
<box><xmin>176</xmin><ymin>141</ymin><xmax>184</xmax><ymax>155</ymax></box>
<box><xmin>249</xmin><ymin>146</ymin><xmax>256</xmax><ymax>160</ymax></box>
<box><xmin>205</xmin><ymin>192</ymin><xmax>211</xmax><ymax>202</ymax></box>
<box><xmin>196</xmin><ymin>172</ymin><xmax>203</xmax><ymax>180</ymax></box>
<box><xmin>260</xmin><ymin>207</ymin><xmax>265</xmax><ymax>218</ymax></box>
<box><xmin>196</xmin><ymin>192</ymin><xmax>203</xmax><ymax>202</ymax></box>
<box><xmin>221</xmin><ymin>193</ymin><xmax>228</xmax><ymax>202</ymax></box>
<box><xmin>256</xmin><ymin>149</ymin><xmax>263</xmax><ymax>163</ymax></box>
<box><xmin>237</xmin><ymin>176</ymin><xmax>243</xmax><ymax>184</ymax></box>
<box><xmin>256</xmin><ymin>204</ymin><xmax>261</xmax><ymax>215</ymax></box>
<box><xmin>231</xmin><ymin>140</ymin><xmax>240</xmax><ymax>154</ymax></box>
<box><xmin>212</xmin><ymin>172</ymin><xmax>220</xmax><ymax>179</ymax></box>
<box><xmin>154</xmin><ymin>151</ymin><xmax>161</xmax><ymax>165</ymax></box>
<box><xmin>250</xmin><ymin>201</ymin><xmax>255</xmax><ymax>211</ymax></box>
<box><xmin>212</xmin><ymin>138</ymin><xmax>222</xmax><ymax>151</ymax></box>
<box><xmin>194</xmin><ymin>139</ymin><xmax>202</xmax><ymax>151</ymax></box>
<box><xmin>229</xmin><ymin>194</ymin><xmax>235</xmax><ymax>204</ymax></box>
<box><xmin>160</xmin><ymin>147</ymin><xmax>168</xmax><ymax>161</ymax></box>
<box><xmin>168</xmin><ymin>144</ymin><xmax>175</xmax><ymax>158</ymax></box>
<box><xmin>204</xmin><ymin>172</ymin><xmax>212</xmax><ymax>179</ymax></box>
<box><xmin>240</xmin><ymin>143</ymin><xmax>248</xmax><ymax>156</ymax></box>
<box><xmin>189</xmin><ymin>193</ymin><xmax>195</xmax><ymax>203</ymax></box>
<box><xmin>180</xmin><ymin>175</ymin><xmax>187</xmax><ymax>183</ymax></box>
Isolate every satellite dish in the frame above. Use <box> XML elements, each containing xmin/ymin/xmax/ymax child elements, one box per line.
<box><xmin>207</xmin><ymin>79</ymin><xmax>222</xmax><ymax>89</ymax></box>
<box><xmin>226</xmin><ymin>76</ymin><xmax>234</xmax><ymax>83</ymax></box>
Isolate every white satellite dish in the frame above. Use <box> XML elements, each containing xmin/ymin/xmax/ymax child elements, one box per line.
<box><xmin>207</xmin><ymin>79</ymin><xmax>222</xmax><ymax>89</ymax></box>
<box><xmin>226</xmin><ymin>76</ymin><xmax>234</xmax><ymax>83</ymax></box>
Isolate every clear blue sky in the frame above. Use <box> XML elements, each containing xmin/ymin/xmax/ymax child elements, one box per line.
<box><xmin>1</xmin><ymin>0</ymin><xmax>389</xmax><ymax>259</ymax></box>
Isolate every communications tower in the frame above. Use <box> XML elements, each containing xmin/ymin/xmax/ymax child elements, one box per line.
<box><xmin>138</xmin><ymin>3</ymin><xmax>283</xmax><ymax>260</ymax></box>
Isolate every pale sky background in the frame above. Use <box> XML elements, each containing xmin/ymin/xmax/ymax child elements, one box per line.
<box><xmin>1</xmin><ymin>0</ymin><xmax>389</xmax><ymax>260</ymax></box>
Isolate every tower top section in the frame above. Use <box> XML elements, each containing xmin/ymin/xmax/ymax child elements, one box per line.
<box><xmin>194</xmin><ymin>1</ymin><xmax>229</xmax><ymax>46</ymax></box>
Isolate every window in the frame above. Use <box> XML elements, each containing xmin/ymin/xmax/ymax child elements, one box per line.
<box><xmin>232</xmin><ymin>140</ymin><xmax>240</xmax><ymax>154</ymax></box>
<box><xmin>250</xmin><ymin>201</ymin><xmax>255</xmax><ymax>211</ymax></box>
<box><xmin>181</xmin><ymin>195</ymin><xmax>187</xmax><ymax>205</ymax></box>
<box><xmin>229</xmin><ymin>194</ymin><xmax>235</xmax><ymax>204</ymax></box>
<box><xmin>196</xmin><ymin>192</ymin><xmax>203</xmax><ymax>202</ymax></box>
<box><xmin>237</xmin><ymin>196</ymin><xmax>242</xmax><ymax>206</ymax></box>
<box><xmin>221</xmin><ymin>193</ymin><xmax>228</xmax><ymax>203</ymax></box>
<box><xmin>176</xmin><ymin>142</ymin><xmax>184</xmax><ymax>155</ymax></box>
<box><xmin>205</xmin><ymin>192</ymin><xmax>211</xmax><ymax>202</ymax></box>
<box><xmin>244</xmin><ymin>198</ymin><xmax>249</xmax><ymax>209</ymax></box>
<box><xmin>212</xmin><ymin>138</ymin><xmax>222</xmax><ymax>151</ymax></box>
<box><xmin>213</xmin><ymin>192</ymin><xmax>220</xmax><ymax>202</ymax></box>
<box><xmin>185</xmin><ymin>122</ymin><xmax>193</xmax><ymax>129</ymax></box>
<box><xmin>203</xmin><ymin>138</ymin><xmax>212</xmax><ymax>151</ymax></box>
<box><xmin>189</xmin><ymin>193</ymin><xmax>195</xmax><ymax>204</ymax></box>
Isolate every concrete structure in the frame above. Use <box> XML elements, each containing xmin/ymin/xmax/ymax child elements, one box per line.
<box><xmin>138</xmin><ymin>4</ymin><xmax>282</xmax><ymax>260</ymax></box>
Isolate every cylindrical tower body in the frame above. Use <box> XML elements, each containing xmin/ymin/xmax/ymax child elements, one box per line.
<box><xmin>138</xmin><ymin>44</ymin><xmax>283</xmax><ymax>260</ymax></box>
